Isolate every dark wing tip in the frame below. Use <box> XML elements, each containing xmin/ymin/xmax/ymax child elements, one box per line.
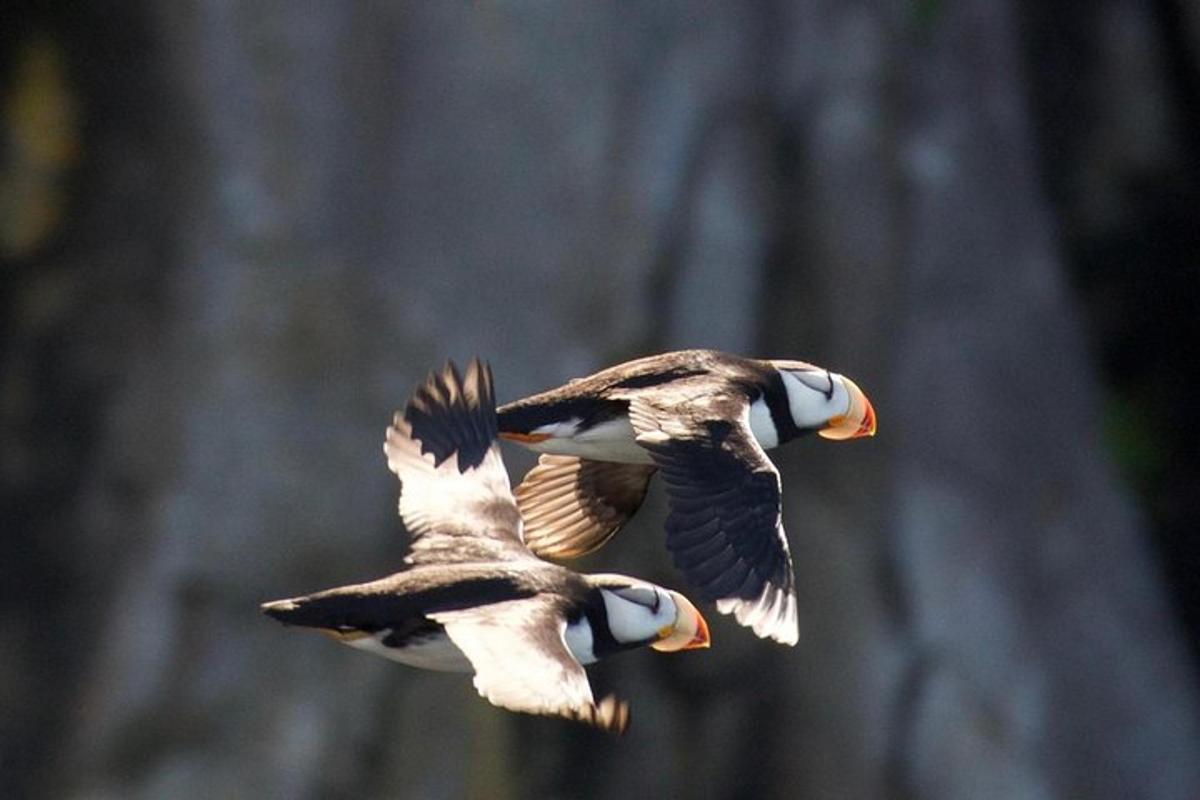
<box><xmin>574</xmin><ymin>694</ymin><xmax>631</xmax><ymax>735</ymax></box>
<box><xmin>402</xmin><ymin>357</ymin><xmax>498</xmax><ymax>471</ymax></box>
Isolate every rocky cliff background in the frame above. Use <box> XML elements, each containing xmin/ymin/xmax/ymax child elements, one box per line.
<box><xmin>3</xmin><ymin>2</ymin><xmax>1198</xmax><ymax>798</ymax></box>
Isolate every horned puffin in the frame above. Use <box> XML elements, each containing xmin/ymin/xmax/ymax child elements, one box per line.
<box><xmin>262</xmin><ymin>359</ymin><xmax>710</xmax><ymax>734</ymax></box>
<box><xmin>496</xmin><ymin>349</ymin><xmax>876</xmax><ymax>646</ymax></box>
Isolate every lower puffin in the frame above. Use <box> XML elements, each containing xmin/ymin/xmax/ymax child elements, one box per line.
<box><xmin>262</xmin><ymin>359</ymin><xmax>709</xmax><ymax>734</ymax></box>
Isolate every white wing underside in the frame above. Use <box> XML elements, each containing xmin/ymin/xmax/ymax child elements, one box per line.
<box><xmin>384</xmin><ymin>416</ymin><xmax>528</xmax><ymax>561</ymax></box>
<box><xmin>430</xmin><ymin>598</ymin><xmax>595</xmax><ymax>718</ymax></box>
<box><xmin>716</xmin><ymin>589</ymin><xmax>798</xmax><ymax>645</ymax></box>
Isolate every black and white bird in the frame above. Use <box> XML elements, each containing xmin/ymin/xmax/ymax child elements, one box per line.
<box><xmin>262</xmin><ymin>359</ymin><xmax>709</xmax><ymax>734</ymax></box>
<box><xmin>496</xmin><ymin>349</ymin><xmax>876</xmax><ymax>646</ymax></box>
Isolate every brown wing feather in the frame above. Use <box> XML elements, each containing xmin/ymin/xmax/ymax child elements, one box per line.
<box><xmin>515</xmin><ymin>455</ymin><xmax>656</xmax><ymax>559</ymax></box>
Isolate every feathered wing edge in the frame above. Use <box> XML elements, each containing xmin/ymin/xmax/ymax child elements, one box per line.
<box><xmin>401</xmin><ymin>358</ymin><xmax>498</xmax><ymax>472</ymax></box>
<box><xmin>383</xmin><ymin>358</ymin><xmax>528</xmax><ymax>563</ymax></box>
<box><xmin>627</xmin><ymin>395</ymin><xmax>800</xmax><ymax>646</ymax></box>
<box><xmin>515</xmin><ymin>455</ymin><xmax>656</xmax><ymax>559</ymax></box>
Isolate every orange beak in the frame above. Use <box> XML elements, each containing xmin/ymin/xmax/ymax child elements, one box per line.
<box><xmin>818</xmin><ymin>377</ymin><xmax>877</xmax><ymax>440</ymax></box>
<box><xmin>498</xmin><ymin>431</ymin><xmax>553</xmax><ymax>444</ymax></box>
<box><xmin>684</xmin><ymin>611</ymin><xmax>711</xmax><ymax>650</ymax></box>
<box><xmin>652</xmin><ymin>592</ymin><xmax>712</xmax><ymax>652</ymax></box>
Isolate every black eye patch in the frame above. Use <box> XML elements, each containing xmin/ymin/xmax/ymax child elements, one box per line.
<box><xmin>612</xmin><ymin>586</ymin><xmax>660</xmax><ymax>611</ymax></box>
<box><xmin>789</xmin><ymin>369</ymin><xmax>835</xmax><ymax>400</ymax></box>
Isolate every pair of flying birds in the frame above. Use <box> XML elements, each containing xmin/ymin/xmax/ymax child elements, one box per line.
<box><xmin>263</xmin><ymin>350</ymin><xmax>876</xmax><ymax>733</ymax></box>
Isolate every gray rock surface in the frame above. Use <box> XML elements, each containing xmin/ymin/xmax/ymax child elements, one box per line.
<box><xmin>3</xmin><ymin>2</ymin><xmax>1196</xmax><ymax>798</ymax></box>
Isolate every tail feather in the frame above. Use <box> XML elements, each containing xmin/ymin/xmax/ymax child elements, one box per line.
<box><xmin>260</xmin><ymin>590</ymin><xmax>410</xmax><ymax>632</ymax></box>
<box><xmin>261</xmin><ymin>573</ymin><xmax>532</xmax><ymax>630</ymax></box>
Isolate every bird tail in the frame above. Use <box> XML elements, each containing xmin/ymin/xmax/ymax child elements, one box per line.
<box><xmin>260</xmin><ymin>595</ymin><xmax>323</xmax><ymax>627</ymax></box>
<box><xmin>260</xmin><ymin>582</ymin><xmax>412</xmax><ymax>631</ymax></box>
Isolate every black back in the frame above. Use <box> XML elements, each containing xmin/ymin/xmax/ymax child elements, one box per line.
<box><xmin>263</xmin><ymin>572</ymin><xmax>536</xmax><ymax>632</ymax></box>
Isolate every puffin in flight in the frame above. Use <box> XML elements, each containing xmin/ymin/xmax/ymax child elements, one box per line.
<box><xmin>496</xmin><ymin>349</ymin><xmax>876</xmax><ymax>646</ymax></box>
<box><xmin>262</xmin><ymin>359</ymin><xmax>709</xmax><ymax>734</ymax></box>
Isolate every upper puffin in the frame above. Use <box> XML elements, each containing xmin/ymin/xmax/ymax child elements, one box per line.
<box><xmin>496</xmin><ymin>349</ymin><xmax>876</xmax><ymax>646</ymax></box>
<box><xmin>262</xmin><ymin>359</ymin><xmax>710</xmax><ymax>734</ymax></box>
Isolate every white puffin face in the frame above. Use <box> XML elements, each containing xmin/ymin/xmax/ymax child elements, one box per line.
<box><xmin>778</xmin><ymin>367</ymin><xmax>877</xmax><ymax>440</ymax></box>
<box><xmin>600</xmin><ymin>585</ymin><xmax>677</xmax><ymax>644</ymax></box>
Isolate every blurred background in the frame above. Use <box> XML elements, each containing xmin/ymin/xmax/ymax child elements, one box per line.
<box><xmin>3</xmin><ymin>2</ymin><xmax>1198</xmax><ymax>798</ymax></box>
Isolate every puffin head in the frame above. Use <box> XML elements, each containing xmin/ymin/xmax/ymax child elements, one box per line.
<box><xmin>590</xmin><ymin>577</ymin><xmax>711</xmax><ymax>652</ymax></box>
<box><xmin>772</xmin><ymin>362</ymin><xmax>877</xmax><ymax>440</ymax></box>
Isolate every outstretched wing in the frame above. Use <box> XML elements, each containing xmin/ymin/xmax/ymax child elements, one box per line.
<box><xmin>628</xmin><ymin>393</ymin><xmax>798</xmax><ymax>645</ymax></box>
<box><xmin>431</xmin><ymin>597</ymin><xmax>630</xmax><ymax>734</ymax></box>
<box><xmin>384</xmin><ymin>359</ymin><xmax>532</xmax><ymax>565</ymax></box>
<box><xmin>515</xmin><ymin>455</ymin><xmax>657</xmax><ymax>559</ymax></box>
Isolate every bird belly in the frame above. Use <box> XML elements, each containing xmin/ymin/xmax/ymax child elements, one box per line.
<box><xmin>346</xmin><ymin>630</ymin><xmax>473</xmax><ymax>673</ymax></box>
<box><xmin>529</xmin><ymin>416</ymin><xmax>654</xmax><ymax>464</ymax></box>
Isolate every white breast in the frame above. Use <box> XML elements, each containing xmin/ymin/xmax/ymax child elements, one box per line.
<box><xmin>347</xmin><ymin>630</ymin><xmax>473</xmax><ymax>673</ymax></box>
<box><xmin>529</xmin><ymin>416</ymin><xmax>654</xmax><ymax>464</ymax></box>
